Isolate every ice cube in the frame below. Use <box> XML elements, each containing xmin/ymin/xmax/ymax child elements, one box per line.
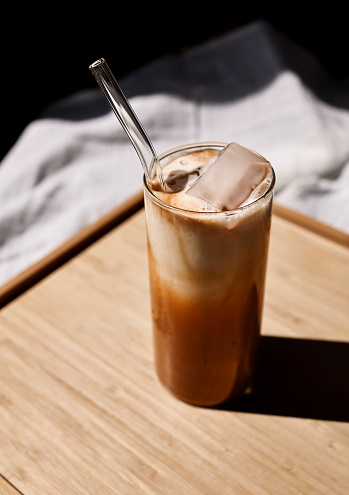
<box><xmin>186</xmin><ymin>142</ymin><xmax>271</xmax><ymax>211</ymax></box>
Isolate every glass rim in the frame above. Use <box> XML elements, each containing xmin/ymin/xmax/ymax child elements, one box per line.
<box><xmin>143</xmin><ymin>142</ymin><xmax>275</xmax><ymax>216</ymax></box>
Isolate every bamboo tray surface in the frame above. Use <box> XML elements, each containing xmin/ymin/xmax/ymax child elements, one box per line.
<box><xmin>0</xmin><ymin>199</ymin><xmax>348</xmax><ymax>495</ymax></box>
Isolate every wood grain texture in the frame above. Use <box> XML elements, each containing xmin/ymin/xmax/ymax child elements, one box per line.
<box><xmin>273</xmin><ymin>203</ymin><xmax>349</xmax><ymax>248</ymax></box>
<box><xmin>0</xmin><ymin>476</ymin><xmax>22</xmax><ymax>495</ymax></box>
<box><xmin>1</xmin><ymin>209</ymin><xmax>348</xmax><ymax>494</ymax></box>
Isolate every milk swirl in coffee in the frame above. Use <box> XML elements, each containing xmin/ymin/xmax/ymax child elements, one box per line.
<box><xmin>144</xmin><ymin>142</ymin><xmax>275</xmax><ymax>406</ymax></box>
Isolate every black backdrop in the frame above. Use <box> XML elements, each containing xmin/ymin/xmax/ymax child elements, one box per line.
<box><xmin>2</xmin><ymin>7</ymin><xmax>347</xmax><ymax>161</ymax></box>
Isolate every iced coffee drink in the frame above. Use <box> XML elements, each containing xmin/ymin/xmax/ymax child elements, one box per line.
<box><xmin>144</xmin><ymin>142</ymin><xmax>275</xmax><ymax>406</ymax></box>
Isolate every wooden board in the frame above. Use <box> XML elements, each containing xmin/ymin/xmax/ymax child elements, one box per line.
<box><xmin>0</xmin><ymin>476</ymin><xmax>21</xmax><ymax>495</ymax></box>
<box><xmin>0</xmin><ymin>205</ymin><xmax>348</xmax><ymax>494</ymax></box>
<box><xmin>0</xmin><ymin>190</ymin><xmax>145</xmax><ymax>308</ymax></box>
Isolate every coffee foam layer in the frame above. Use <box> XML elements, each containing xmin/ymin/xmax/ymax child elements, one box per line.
<box><xmin>151</xmin><ymin>148</ymin><xmax>220</xmax><ymax>212</ymax></box>
<box><xmin>151</xmin><ymin>145</ymin><xmax>272</xmax><ymax>213</ymax></box>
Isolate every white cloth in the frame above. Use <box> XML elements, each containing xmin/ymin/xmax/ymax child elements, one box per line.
<box><xmin>1</xmin><ymin>21</ymin><xmax>349</xmax><ymax>285</ymax></box>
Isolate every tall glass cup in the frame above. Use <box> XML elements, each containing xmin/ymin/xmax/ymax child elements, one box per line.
<box><xmin>144</xmin><ymin>142</ymin><xmax>275</xmax><ymax>406</ymax></box>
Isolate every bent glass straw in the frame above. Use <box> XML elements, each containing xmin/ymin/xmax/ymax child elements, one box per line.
<box><xmin>89</xmin><ymin>58</ymin><xmax>163</xmax><ymax>185</ymax></box>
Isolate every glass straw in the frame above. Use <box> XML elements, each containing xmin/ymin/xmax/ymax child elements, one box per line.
<box><xmin>89</xmin><ymin>58</ymin><xmax>163</xmax><ymax>185</ymax></box>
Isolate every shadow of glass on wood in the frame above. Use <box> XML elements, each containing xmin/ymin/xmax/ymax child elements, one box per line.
<box><xmin>218</xmin><ymin>336</ymin><xmax>349</xmax><ymax>422</ymax></box>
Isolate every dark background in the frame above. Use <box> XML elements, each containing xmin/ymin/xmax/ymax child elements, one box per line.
<box><xmin>2</xmin><ymin>8</ymin><xmax>347</xmax><ymax>161</ymax></box>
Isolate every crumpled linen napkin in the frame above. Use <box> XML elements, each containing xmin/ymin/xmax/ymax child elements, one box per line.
<box><xmin>1</xmin><ymin>20</ymin><xmax>349</xmax><ymax>286</ymax></box>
